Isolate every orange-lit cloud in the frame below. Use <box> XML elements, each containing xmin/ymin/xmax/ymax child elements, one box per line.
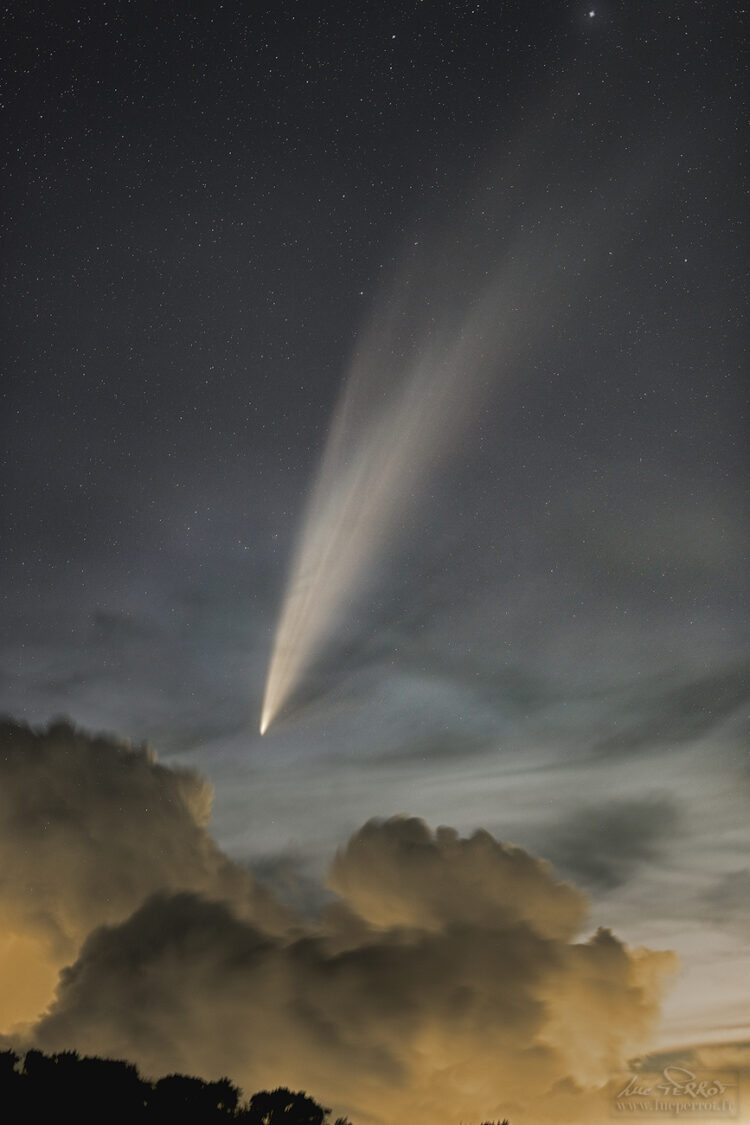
<box><xmin>2</xmin><ymin>719</ymin><xmax>676</xmax><ymax>1123</ymax></box>
<box><xmin>0</xmin><ymin>718</ymin><xmax>288</xmax><ymax>1026</ymax></box>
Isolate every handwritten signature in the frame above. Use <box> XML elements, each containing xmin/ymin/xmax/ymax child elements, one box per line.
<box><xmin>616</xmin><ymin>1066</ymin><xmax>736</xmax><ymax>1101</ymax></box>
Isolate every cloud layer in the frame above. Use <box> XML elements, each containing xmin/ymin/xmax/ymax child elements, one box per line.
<box><xmin>2</xmin><ymin>719</ymin><xmax>675</xmax><ymax>1123</ymax></box>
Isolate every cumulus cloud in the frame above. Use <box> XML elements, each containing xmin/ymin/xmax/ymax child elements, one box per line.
<box><xmin>1</xmin><ymin>719</ymin><xmax>676</xmax><ymax>1124</ymax></box>
<box><xmin>328</xmin><ymin>817</ymin><xmax>587</xmax><ymax>940</ymax></box>
<box><xmin>0</xmin><ymin>718</ymin><xmax>288</xmax><ymax>1024</ymax></box>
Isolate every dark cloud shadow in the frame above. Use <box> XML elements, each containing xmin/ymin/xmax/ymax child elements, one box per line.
<box><xmin>544</xmin><ymin>796</ymin><xmax>680</xmax><ymax>891</ymax></box>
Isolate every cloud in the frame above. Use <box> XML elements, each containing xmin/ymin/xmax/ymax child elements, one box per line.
<box><xmin>1</xmin><ymin>719</ymin><xmax>676</xmax><ymax>1123</ymax></box>
<box><xmin>328</xmin><ymin>817</ymin><xmax>587</xmax><ymax>940</ymax></box>
<box><xmin>595</xmin><ymin>662</ymin><xmax>750</xmax><ymax>755</ymax></box>
<box><xmin>622</xmin><ymin>1040</ymin><xmax>750</xmax><ymax>1120</ymax></box>
<box><xmin>690</xmin><ymin>1040</ymin><xmax>750</xmax><ymax>1070</ymax></box>
<box><xmin>33</xmin><ymin>885</ymin><xmax>672</xmax><ymax>1122</ymax></box>
<box><xmin>703</xmin><ymin>869</ymin><xmax>750</xmax><ymax>925</ymax></box>
<box><xmin>545</xmin><ymin>797</ymin><xmax>680</xmax><ymax>891</ymax></box>
<box><xmin>0</xmin><ymin>717</ymin><xmax>287</xmax><ymax>1025</ymax></box>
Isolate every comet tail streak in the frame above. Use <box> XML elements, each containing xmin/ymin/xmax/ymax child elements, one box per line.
<box><xmin>259</xmin><ymin>300</ymin><xmax>501</xmax><ymax>731</ymax></box>
<box><xmin>259</xmin><ymin>165</ymin><xmax>646</xmax><ymax>733</ymax></box>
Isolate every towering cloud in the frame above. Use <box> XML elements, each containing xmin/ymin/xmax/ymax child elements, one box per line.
<box><xmin>0</xmin><ymin>718</ymin><xmax>287</xmax><ymax>1025</ymax></box>
<box><xmin>1</xmin><ymin>719</ymin><xmax>675</xmax><ymax>1123</ymax></box>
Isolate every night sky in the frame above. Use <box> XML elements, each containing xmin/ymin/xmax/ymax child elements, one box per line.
<box><xmin>1</xmin><ymin>2</ymin><xmax>748</xmax><ymax>1121</ymax></box>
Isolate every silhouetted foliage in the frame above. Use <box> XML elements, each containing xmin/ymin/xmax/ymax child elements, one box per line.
<box><xmin>22</xmin><ymin>1048</ymin><xmax>149</xmax><ymax>1123</ymax></box>
<box><xmin>0</xmin><ymin>1050</ymin><xmax>330</xmax><ymax>1123</ymax></box>
<box><xmin>0</xmin><ymin>1048</ymin><xmax>20</xmax><ymax>1077</ymax></box>
<box><xmin>0</xmin><ymin>1046</ymin><xmax>509</xmax><ymax>1122</ymax></box>
<box><xmin>0</xmin><ymin>1049</ymin><xmax>22</xmax><ymax>1117</ymax></box>
<box><xmin>151</xmin><ymin>1072</ymin><xmax>240</xmax><ymax>1122</ymax></box>
<box><xmin>244</xmin><ymin>1086</ymin><xmax>330</xmax><ymax>1124</ymax></box>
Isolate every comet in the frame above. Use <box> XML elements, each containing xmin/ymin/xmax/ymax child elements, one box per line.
<box><xmin>259</xmin><ymin>154</ymin><xmax>637</xmax><ymax>733</ymax></box>
<box><xmin>259</xmin><ymin>248</ymin><xmax>520</xmax><ymax>734</ymax></box>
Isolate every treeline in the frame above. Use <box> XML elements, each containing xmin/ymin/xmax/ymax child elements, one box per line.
<box><xmin>0</xmin><ymin>1047</ymin><xmax>509</xmax><ymax>1123</ymax></box>
<box><xmin>0</xmin><ymin>1048</ymin><xmax>349</xmax><ymax>1123</ymax></box>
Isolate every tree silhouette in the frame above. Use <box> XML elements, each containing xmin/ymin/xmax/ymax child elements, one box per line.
<box><xmin>212</xmin><ymin>1076</ymin><xmax>241</xmax><ymax>1115</ymax></box>
<box><xmin>22</xmin><ymin>1048</ymin><xmax>149</xmax><ymax>1123</ymax></box>
<box><xmin>244</xmin><ymin>1086</ymin><xmax>331</xmax><ymax>1125</ymax></box>
<box><xmin>0</xmin><ymin>1049</ymin><xmax>22</xmax><ymax>1117</ymax></box>
<box><xmin>0</xmin><ymin>1048</ymin><xmax>20</xmax><ymax>1078</ymax></box>
<box><xmin>0</xmin><ymin>1045</ymin><xmax>512</xmax><ymax>1122</ymax></box>
<box><xmin>151</xmin><ymin>1072</ymin><xmax>240</xmax><ymax>1121</ymax></box>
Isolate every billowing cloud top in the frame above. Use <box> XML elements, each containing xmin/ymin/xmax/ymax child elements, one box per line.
<box><xmin>329</xmin><ymin>817</ymin><xmax>587</xmax><ymax>940</ymax></box>
<box><xmin>0</xmin><ymin>719</ymin><xmax>287</xmax><ymax>949</ymax></box>
<box><xmin>0</xmin><ymin>718</ymin><xmax>287</xmax><ymax>1026</ymax></box>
